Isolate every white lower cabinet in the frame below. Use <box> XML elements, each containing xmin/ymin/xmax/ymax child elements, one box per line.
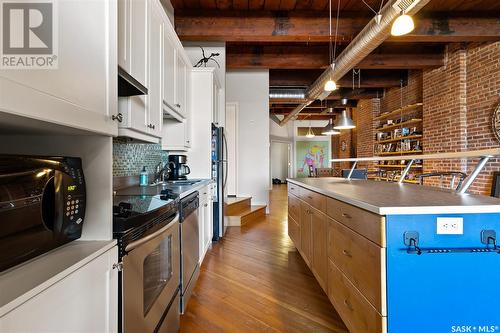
<box><xmin>199</xmin><ymin>184</ymin><xmax>213</xmax><ymax>263</ymax></box>
<box><xmin>0</xmin><ymin>246</ymin><xmax>118</xmax><ymax>333</ymax></box>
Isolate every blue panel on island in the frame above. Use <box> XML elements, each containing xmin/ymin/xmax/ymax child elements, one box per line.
<box><xmin>386</xmin><ymin>213</ymin><xmax>500</xmax><ymax>333</ymax></box>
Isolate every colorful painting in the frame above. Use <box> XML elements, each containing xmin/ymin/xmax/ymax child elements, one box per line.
<box><xmin>296</xmin><ymin>140</ymin><xmax>330</xmax><ymax>177</ymax></box>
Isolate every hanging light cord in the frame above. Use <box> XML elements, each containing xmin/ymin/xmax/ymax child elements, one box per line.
<box><xmin>332</xmin><ymin>0</ymin><xmax>341</xmax><ymax>62</ymax></box>
<box><xmin>360</xmin><ymin>0</ymin><xmax>385</xmax><ymax>15</ymax></box>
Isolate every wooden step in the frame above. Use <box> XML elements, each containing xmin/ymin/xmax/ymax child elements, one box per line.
<box><xmin>225</xmin><ymin>197</ymin><xmax>251</xmax><ymax>216</ymax></box>
<box><xmin>225</xmin><ymin>205</ymin><xmax>267</xmax><ymax>227</ymax></box>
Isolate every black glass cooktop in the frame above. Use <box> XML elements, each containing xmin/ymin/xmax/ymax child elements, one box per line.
<box><xmin>113</xmin><ymin>194</ymin><xmax>178</xmax><ymax>235</ymax></box>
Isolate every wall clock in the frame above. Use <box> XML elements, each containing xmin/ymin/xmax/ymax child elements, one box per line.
<box><xmin>341</xmin><ymin>140</ymin><xmax>347</xmax><ymax>152</ymax></box>
<box><xmin>492</xmin><ymin>103</ymin><xmax>500</xmax><ymax>144</ymax></box>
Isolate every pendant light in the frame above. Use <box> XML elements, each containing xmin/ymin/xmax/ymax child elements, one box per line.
<box><xmin>322</xmin><ymin>119</ymin><xmax>340</xmax><ymax>135</ymax></box>
<box><xmin>324</xmin><ymin>0</ymin><xmax>340</xmax><ymax>92</ymax></box>
<box><xmin>391</xmin><ymin>11</ymin><xmax>414</xmax><ymax>36</ymax></box>
<box><xmin>334</xmin><ymin>108</ymin><xmax>356</xmax><ymax>129</ymax></box>
<box><xmin>305</xmin><ymin>119</ymin><xmax>315</xmax><ymax>138</ymax></box>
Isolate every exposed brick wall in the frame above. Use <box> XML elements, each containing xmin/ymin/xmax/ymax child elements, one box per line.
<box><xmin>356</xmin><ymin>99</ymin><xmax>379</xmax><ymax>171</ymax></box>
<box><xmin>463</xmin><ymin>42</ymin><xmax>500</xmax><ymax>194</ymax></box>
<box><xmin>380</xmin><ymin>70</ymin><xmax>423</xmax><ymax>112</ymax></box>
<box><xmin>423</xmin><ymin>42</ymin><xmax>500</xmax><ymax>195</ymax></box>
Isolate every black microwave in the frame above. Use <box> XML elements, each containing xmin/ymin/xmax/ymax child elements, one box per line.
<box><xmin>0</xmin><ymin>155</ymin><xmax>86</xmax><ymax>272</ymax></box>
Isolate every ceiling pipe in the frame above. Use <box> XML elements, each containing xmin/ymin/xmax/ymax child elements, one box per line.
<box><xmin>279</xmin><ymin>0</ymin><xmax>430</xmax><ymax>126</ymax></box>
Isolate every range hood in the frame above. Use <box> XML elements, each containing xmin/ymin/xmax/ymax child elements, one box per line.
<box><xmin>118</xmin><ymin>66</ymin><xmax>148</xmax><ymax>97</ymax></box>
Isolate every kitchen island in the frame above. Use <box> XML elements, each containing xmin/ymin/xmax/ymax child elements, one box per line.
<box><xmin>287</xmin><ymin>177</ymin><xmax>500</xmax><ymax>333</ymax></box>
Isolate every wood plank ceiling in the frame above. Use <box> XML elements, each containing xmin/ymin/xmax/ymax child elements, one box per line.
<box><xmin>170</xmin><ymin>0</ymin><xmax>500</xmax><ymax>120</ymax></box>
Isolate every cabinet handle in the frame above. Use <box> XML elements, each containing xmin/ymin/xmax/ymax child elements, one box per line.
<box><xmin>175</xmin><ymin>103</ymin><xmax>181</xmax><ymax>108</ymax></box>
<box><xmin>344</xmin><ymin>298</ymin><xmax>354</xmax><ymax>311</ymax></box>
<box><xmin>307</xmin><ymin>195</ymin><xmax>313</xmax><ymax>200</ymax></box>
<box><xmin>147</xmin><ymin>124</ymin><xmax>155</xmax><ymax>129</ymax></box>
<box><xmin>342</xmin><ymin>212</ymin><xmax>352</xmax><ymax>219</ymax></box>
<box><xmin>342</xmin><ymin>249</ymin><xmax>352</xmax><ymax>258</ymax></box>
<box><xmin>112</xmin><ymin>113</ymin><xmax>123</xmax><ymax>123</ymax></box>
<box><xmin>204</xmin><ymin>203</ymin><xmax>208</xmax><ymax>207</ymax></box>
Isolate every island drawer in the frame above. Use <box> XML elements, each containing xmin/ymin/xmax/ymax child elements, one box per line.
<box><xmin>327</xmin><ymin>197</ymin><xmax>385</xmax><ymax>246</ymax></box>
<box><xmin>288</xmin><ymin>214</ymin><xmax>300</xmax><ymax>247</ymax></box>
<box><xmin>328</xmin><ymin>260</ymin><xmax>386</xmax><ymax>333</ymax></box>
<box><xmin>288</xmin><ymin>195</ymin><xmax>301</xmax><ymax>221</ymax></box>
<box><xmin>288</xmin><ymin>183</ymin><xmax>301</xmax><ymax>197</ymax></box>
<box><xmin>329</xmin><ymin>218</ymin><xmax>385</xmax><ymax>314</ymax></box>
<box><xmin>300</xmin><ymin>187</ymin><xmax>327</xmax><ymax>212</ymax></box>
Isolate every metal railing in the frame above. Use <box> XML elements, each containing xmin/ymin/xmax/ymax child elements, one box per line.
<box><xmin>330</xmin><ymin>148</ymin><xmax>500</xmax><ymax>194</ymax></box>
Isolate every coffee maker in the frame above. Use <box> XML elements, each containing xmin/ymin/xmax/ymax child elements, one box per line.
<box><xmin>168</xmin><ymin>155</ymin><xmax>191</xmax><ymax>180</ymax></box>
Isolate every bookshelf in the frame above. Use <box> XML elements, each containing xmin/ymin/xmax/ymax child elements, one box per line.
<box><xmin>373</xmin><ymin>102</ymin><xmax>424</xmax><ymax>183</ymax></box>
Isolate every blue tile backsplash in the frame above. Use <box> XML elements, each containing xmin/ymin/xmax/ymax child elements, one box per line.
<box><xmin>113</xmin><ymin>138</ymin><xmax>168</xmax><ymax>177</ymax></box>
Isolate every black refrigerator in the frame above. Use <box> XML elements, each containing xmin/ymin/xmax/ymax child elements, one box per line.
<box><xmin>211</xmin><ymin>124</ymin><xmax>226</xmax><ymax>241</ymax></box>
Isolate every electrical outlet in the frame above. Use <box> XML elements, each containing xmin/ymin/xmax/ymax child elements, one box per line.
<box><xmin>436</xmin><ymin>217</ymin><xmax>464</xmax><ymax>235</ymax></box>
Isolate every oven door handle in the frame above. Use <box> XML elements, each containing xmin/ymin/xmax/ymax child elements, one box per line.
<box><xmin>125</xmin><ymin>213</ymin><xmax>180</xmax><ymax>252</ymax></box>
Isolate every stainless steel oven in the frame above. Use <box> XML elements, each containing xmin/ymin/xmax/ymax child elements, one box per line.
<box><xmin>123</xmin><ymin>213</ymin><xmax>180</xmax><ymax>333</ymax></box>
<box><xmin>113</xmin><ymin>194</ymin><xmax>179</xmax><ymax>333</ymax></box>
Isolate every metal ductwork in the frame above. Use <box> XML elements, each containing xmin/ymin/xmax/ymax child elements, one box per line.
<box><xmin>279</xmin><ymin>0</ymin><xmax>430</xmax><ymax>126</ymax></box>
<box><xmin>269</xmin><ymin>88</ymin><xmax>307</xmax><ymax>100</ymax></box>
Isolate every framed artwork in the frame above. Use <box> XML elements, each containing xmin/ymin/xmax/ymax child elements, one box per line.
<box><xmin>296</xmin><ymin>140</ymin><xmax>330</xmax><ymax>177</ymax></box>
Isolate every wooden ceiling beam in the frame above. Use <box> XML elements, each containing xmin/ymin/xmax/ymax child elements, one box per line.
<box><xmin>227</xmin><ymin>45</ymin><xmax>443</xmax><ymax>69</ymax></box>
<box><xmin>175</xmin><ymin>11</ymin><xmax>500</xmax><ymax>43</ymax></box>
<box><xmin>270</xmin><ymin>69</ymin><xmax>406</xmax><ymax>88</ymax></box>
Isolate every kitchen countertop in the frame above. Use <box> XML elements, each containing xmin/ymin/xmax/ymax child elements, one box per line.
<box><xmin>115</xmin><ymin>179</ymin><xmax>213</xmax><ymax>199</ymax></box>
<box><xmin>287</xmin><ymin>177</ymin><xmax>500</xmax><ymax>215</ymax></box>
<box><xmin>0</xmin><ymin>240</ymin><xmax>116</xmax><ymax>316</ymax></box>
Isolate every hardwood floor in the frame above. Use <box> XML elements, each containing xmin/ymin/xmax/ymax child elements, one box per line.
<box><xmin>180</xmin><ymin>184</ymin><xmax>349</xmax><ymax>333</ymax></box>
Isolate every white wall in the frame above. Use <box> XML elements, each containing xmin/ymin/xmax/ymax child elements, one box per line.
<box><xmin>270</xmin><ymin>117</ymin><xmax>294</xmax><ymax>140</ymax></box>
<box><xmin>226</xmin><ymin>70</ymin><xmax>270</xmax><ymax>207</ymax></box>
<box><xmin>183</xmin><ymin>42</ymin><xmax>226</xmax><ymax>126</ymax></box>
<box><xmin>271</xmin><ymin>141</ymin><xmax>289</xmax><ymax>181</ymax></box>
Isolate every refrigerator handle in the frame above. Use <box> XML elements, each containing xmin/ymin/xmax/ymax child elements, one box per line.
<box><xmin>222</xmin><ymin>133</ymin><xmax>229</xmax><ymax>190</ymax></box>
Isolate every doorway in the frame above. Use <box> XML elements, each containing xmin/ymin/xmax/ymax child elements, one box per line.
<box><xmin>270</xmin><ymin>141</ymin><xmax>291</xmax><ymax>187</ymax></box>
<box><xmin>225</xmin><ymin>102</ymin><xmax>238</xmax><ymax>197</ymax></box>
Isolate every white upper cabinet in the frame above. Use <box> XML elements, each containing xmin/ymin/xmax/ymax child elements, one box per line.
<box><xmin>118</xmin><ymin>0</ymin><xmax>148</xmax><ymax>88</ymax></box>
<box><xmin>0</xmin><ymin>0</ymin><xmax>118</xmax><ymax>136</ymax></box>
<box><xmin>161</xmin><ymin>16</ymin><xmax>190</xmax><ymax>121</ymax></box>
<box><xmin>163</xmin><ymin>33</ymin><xmax>176</xmax><ymax>115</ymax></box>
<box><xmin>147</xmin><ymin>0</ymin><xmax>163</xmax><ymax>138</ymax></box>
<box><xmin>118</xmin><ymin>0</ymin><xmax>166</xmax><ymax>143</ymax></box>
<box><xmin>175</xmin><ymin>52</ymin><xmax>187</xmax><ymax>118</ymax></box>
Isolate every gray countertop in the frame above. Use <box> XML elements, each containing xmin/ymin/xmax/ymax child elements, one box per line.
<box><xmin>287</xmin><ymin>177</ymin><xmax>500</xmax><ymax>215</ymax></box>
<box><xmin>115</xmin><ymin>179</ymin><xmax>213</xmax><ymax>199</ymax></box>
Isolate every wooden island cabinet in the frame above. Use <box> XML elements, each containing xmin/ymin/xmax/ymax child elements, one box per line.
<box><xmin>287</xmin><ymin>180</ymin><xmax>386</xmax><ymax>333</ymax></box>
<box><xmin>287</xmin><ymin>177</ymin><xmax>500</xmax><ymax>333</ymax></box>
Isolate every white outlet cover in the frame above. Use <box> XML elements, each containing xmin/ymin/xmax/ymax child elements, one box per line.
<box><xmin>436</xmin><ymin>217</ymin><xmax>464</xmax><ymax>235</ymax></box>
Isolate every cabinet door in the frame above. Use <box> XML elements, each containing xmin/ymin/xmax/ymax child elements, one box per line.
<box><xmin>129</xmin><ymin>0</ymin><xmax>148</xmax><ymax>87</ymax></box>
<box><xmin>0</xmin><ymin>0</ymin><xmax>117</xmax><ymax>136</ymax></box>
<box><xmin>204</xmin><ymin>193</ymin><xmax>213</xmax><ymax>249</ymax></box>
<box><xmin>300</xmin><ymin>201</ymin><xmax>312</xmax><ymax>266</ymax></box>
<box><xmin>147</xmin><ymin>1</ymin><xmax>163</xmax><ymax>138</ymax></box>
<box><xmin>163</xmin><ymin>31</ymin><xmax>176</xmax><ymax>110</ymax></box>
<box><xmin>118</xmin><ymin>0</ymin><xmax>130</xmax><ymax>71</ymax></box>
<box><xmin>0</xmin><ymin>247</ymin><xmax>118</xmax><ymax>332</ymax></box>
<box><xmin>212</xmin><ymin>83</ymin><xmax>220</xmax><ymax>125</ymax></box>
<box><xmin>311</xmin><ymin>208</ymin><xmax>328</xmax><ymax>292</ymax></box>
<box><xmin>198</xmin><ymin>200</ymin><xmax>206</xmax><ymax>262</ymax></box>
<box><xmin>184</xmin><ymin>69</ymin><xmax>192</xmax><ymax>147</ymax></box>
<box><xmin>175</xmin><ymin>53</ymin><xmax>187</xmax><ymax>117</ymax></box>
<box><xmin>161</xmin><ymin>119</ymin><xmax>189</xmax><ymax>151</ymax></box>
